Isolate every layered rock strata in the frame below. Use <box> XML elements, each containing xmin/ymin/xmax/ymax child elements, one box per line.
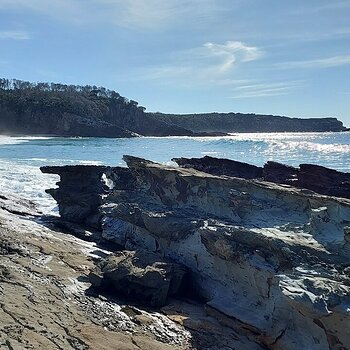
<box><xmin>174</xmin><ymin>156</ymin><xmax>350</xmax><ymax>199</ymax></box>
<box><xmin>43</xmin><ymin>157</ymin><xmax>350</xmax><ymax>350</ymax></box>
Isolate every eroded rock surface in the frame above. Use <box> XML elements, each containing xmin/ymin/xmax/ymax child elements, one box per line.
<box><xmin>43</xmin><ymin>157</ymin><xmax>350</xmax><ymax>349</ymax></box>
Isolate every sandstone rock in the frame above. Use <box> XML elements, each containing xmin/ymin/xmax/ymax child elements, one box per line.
<box><xmin>41</xmin><ymin>165</ymin><xmax>136</xmax><ymax>229</ymax></box>
<box><xmin>41</xmin><ymin>165</ymin><xmax>111</xmax><ymax>228</ymax></box>
<box><xmin>175</xmin><ymin>156</ymin><xmax>350</xmax><ymax>200</ymax></box>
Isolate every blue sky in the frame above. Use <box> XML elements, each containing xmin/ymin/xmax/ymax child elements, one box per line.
<box><xmin>0</xmin><ymin>0</ymin><xmax>350</xmax><ymax>126</ymax></box>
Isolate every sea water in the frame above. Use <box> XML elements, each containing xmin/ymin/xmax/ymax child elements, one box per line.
<box><xmin>0</xmin><ymin>132</ymin><xmax>349</xmax><ymax>213</ymax></box>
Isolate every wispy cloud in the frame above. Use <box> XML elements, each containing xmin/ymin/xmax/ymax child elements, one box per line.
<box><xmin>137</xmin><ymin>41</ymin><xmax>263</xmax><ymax>86</ymax></box>
<box><xmin>204</xmin><ymin>41</ymin><xmax>262</xmax><ymax>71</ymax></box>
<box><xmin>0</xmin><ymin>30</ymin><xmax>30</xmax><ymax>40</ymax></box>
<box><xmin>230</xmin><ymin>81</ymin><xmax>302</xmax><ymax>98</ymax></box>
<box><xmin>277</xmin><ymin>55</ymin><xmax>350</xmax><ymax>69</ymax></box>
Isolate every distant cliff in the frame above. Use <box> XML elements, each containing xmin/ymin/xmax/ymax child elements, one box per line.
<box><xmin>0</xmin><ymin>78</ymin><xmax>346</xmax><ymax>137</ymax></box>
<box><xmin>152</xmin><ymin>112</ymin><xmax>346</xmax><ymax>133</ymax></box>
<box><xmin>0</xmin><ymin>78</ymin><xmax>192</xmax><ymax>137</ymax></box>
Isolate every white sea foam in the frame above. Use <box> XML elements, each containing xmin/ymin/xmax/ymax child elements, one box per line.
<box><xmin>0</xmin><ymin>135</ymin><xmax>54</xmax><ymax>145</ymax></box>
<box><xmin>0</xmin><ymin>160</ymin><xmax>59</xmax><ymax>214</ymax></box>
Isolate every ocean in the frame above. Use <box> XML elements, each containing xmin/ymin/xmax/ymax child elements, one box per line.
<box><xmin>0</xmin><ymin>132</ymin><xmax>349</xmax><ymax>214</ymax></box>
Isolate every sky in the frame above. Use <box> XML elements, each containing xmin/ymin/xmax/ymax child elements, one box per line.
<box><xmin>0</xmin><ymin>0</ymin><xmax>350</xmax><ymax>126</ymax></box>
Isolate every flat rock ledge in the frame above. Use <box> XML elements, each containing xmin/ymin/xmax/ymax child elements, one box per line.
<box><xmin>42</xmin><ymin>156</ymin><xmax>350</xmax><ymax>350</ymax></box>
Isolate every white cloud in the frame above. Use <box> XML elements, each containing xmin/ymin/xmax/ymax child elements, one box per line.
<box><xmin>230</xmin><ymin>81</ymin><xmax>302</xmax><ymax>98</ymax></box>
<box><xmin>204</xmin><ymin>41</ymin><xmax>263</xmax><ymax>71</ymax></box>
<box><xmin>0</xmin><ymin>31</ymin><xmax>30</xmax><ymax>40</ymax></box>
<box><xmin>138</xmin><ymin>41</ymin><xmax>263</xmax><ymax>86</ymax></box>
<box><xmin>277</xmin><ymin>55</ymin><xmax>350</xmax><ymax>69</ymax></box>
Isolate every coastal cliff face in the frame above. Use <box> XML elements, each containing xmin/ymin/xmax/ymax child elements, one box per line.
<box><xmin>0</xmin><ymin>79</ymin><xmax>347</xmax><ymax>136</ymax></box>
<box><xmin>153</xmin><ymin>112</ymin><xmax>346</xmax><ymax>133</ymax></box>
<box><xmin>43</xmin><ymin>157</ymin><xmax>350</xmax><ymax>350</ymax></box>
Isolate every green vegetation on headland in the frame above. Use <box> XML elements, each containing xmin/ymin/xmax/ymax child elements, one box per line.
<box><xmin>0</xmin><ymin>78</ymin><xmax>346</xmax><ymax>137</ymax></box>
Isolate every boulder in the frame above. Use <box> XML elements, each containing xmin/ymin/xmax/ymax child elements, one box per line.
<box><xmin>89</xmin><ymin>250</ymin><xmax>187</xmax><ymax>307</ymax></box>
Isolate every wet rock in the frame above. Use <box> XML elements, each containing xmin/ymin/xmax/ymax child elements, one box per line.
<box><xmin>298</xmin><ymin>163</ymin><xmax>350</xmax><ymax>199</ymax></box>
<box><xmin>90</xmin><ymin>250</ymin><xmax>187</xmax><ymax>307</ymax></box>
<box><xmin>0</xmin><ymin>193</ymin><xmax>41</xmax><ymax>217</ymax></box>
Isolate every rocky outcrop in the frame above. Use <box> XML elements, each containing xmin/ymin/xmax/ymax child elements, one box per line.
<box><xmin>174</xmin><ymin>156</ymin><xmax>350</xmax><ymax>199</ymax></box>
<box><xmin>43</xmin><ymin>156</ymin><xmax>350</xmax><ymax>350</ymax></box>
<box><xmin>41</xmin><ymin>165</ymin><xmax>113</xmax><ymax>228</ymax></box>
<box><xmin>0</xmin><ymin>194</ymin><xmax>264</xmax><ymax>350</ymax></box>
